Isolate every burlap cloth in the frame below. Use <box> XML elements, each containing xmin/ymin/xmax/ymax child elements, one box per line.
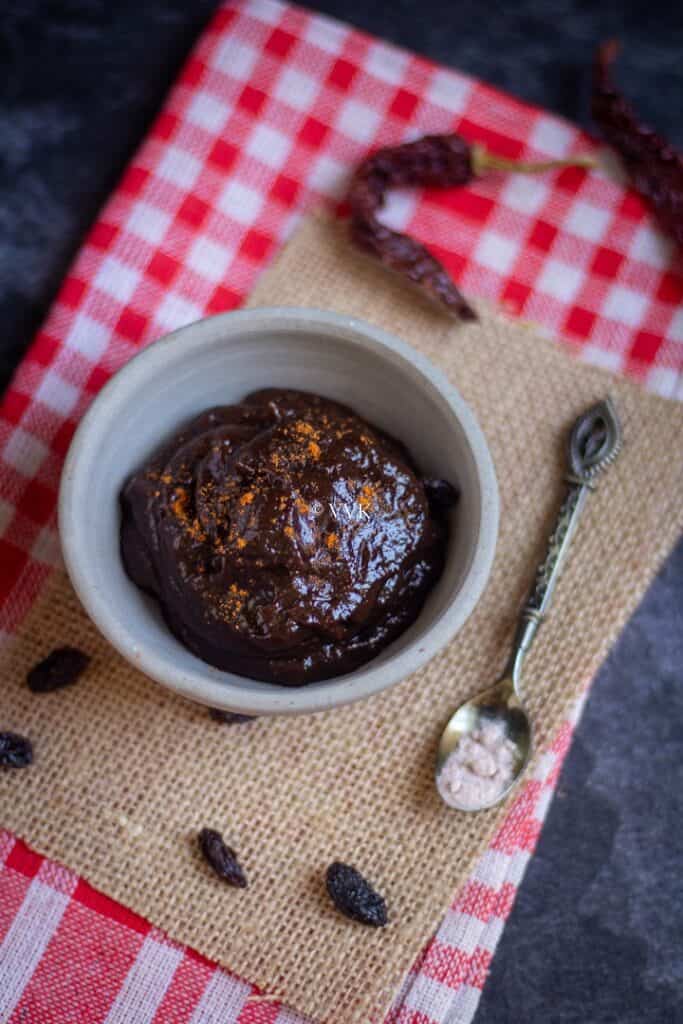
<box><xmin>2</xmin><ymin>216</ymin><xmax>682</xmax><ymax>1023</ymax></box>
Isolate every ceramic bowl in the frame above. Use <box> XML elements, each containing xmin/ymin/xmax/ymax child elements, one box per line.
<box><xmin>59</xmin><ymin>307</ymin><xmax>498</xmax><ymax>715</ymax></box>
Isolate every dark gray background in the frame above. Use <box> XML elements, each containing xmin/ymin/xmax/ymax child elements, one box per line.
<box><xmin>1</xmin><ymin>3</ymin><xmax>681</xmax><ymax>1021</ymax></box>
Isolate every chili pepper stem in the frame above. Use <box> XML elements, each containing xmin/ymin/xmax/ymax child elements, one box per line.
<box><xmin>471</xmin><ymin>143</ymin><xmax>597</xmax><ymax>177</ymax></box>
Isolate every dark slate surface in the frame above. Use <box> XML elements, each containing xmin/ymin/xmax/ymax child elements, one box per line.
<box><xmin>0</xmin><ymin>0</ymin><xmax>218</xmax><ymax>396</ymax></box>
<box><xmin>1</xmin><ymin>3</ymin><xmax>681</xmax><ymax>1020</ymax></box>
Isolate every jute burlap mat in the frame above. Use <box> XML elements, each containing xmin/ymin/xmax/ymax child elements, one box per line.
<box><xmin>2</xmin><ymin>216</ymin><xmax>682</xmax><ymax>1023</ymax></box>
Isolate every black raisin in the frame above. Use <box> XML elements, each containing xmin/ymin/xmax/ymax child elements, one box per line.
<box><xmin>27</xmin><ymin>647</ymin><xmax>90</xmax><ymax>693</ymax></box>
<box><xmin>325</xmin><ymin>861</ymin><xmax>387</xmax><ymax>927</ymax></box>
<box><xmin>0</xmin><ymin>732</ymin><xmax>33</xmax><ymax>769</ymax></box>
<box><xmin>423</xmin><ymin>478</ymin><xmax>459</xmax><ymax>513</ymax></box>
<box><xmin>199</xmin><ymin>828</ymin><xmax>248</xmax><ymax>888</ymax></box>
<box><xmin>208</xmin><ymin>708</ymin><xmax>256</xmax><ymax>725</ymax></box>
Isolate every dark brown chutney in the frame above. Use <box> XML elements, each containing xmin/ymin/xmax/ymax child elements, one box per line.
<box><xmin>120</xmin><ymin>389</ymin><xmax>457</xmax><ymax>685</ymax></box>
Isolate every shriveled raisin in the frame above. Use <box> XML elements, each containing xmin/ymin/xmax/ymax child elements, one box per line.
<box><xmin>199</xmin><ymin>828</ymin><xmax>248</xmax><ymax>888</ymax></box>
<box><xmin>27</xmin><ymin>647</ymin><xmax>90</xmax><ymax>693</ymax></box>
<box><xmin>0</xmin><ymin>732</ymin><xmax>33</xmax><ymax>769</ymax></box>
<box><xmin>326</xmin><ymin>861</ymin><xmax>387</xmax><ymax>927</ymax></box>
<box><xmin>423</xmin><ymin>478</ymin><xmax>459</xmax><ymax>513</ymax></box>
<box><xmin>208</xmin><ymin>708</ymin><xmax>256</xmax><ymax>725</ymax></box>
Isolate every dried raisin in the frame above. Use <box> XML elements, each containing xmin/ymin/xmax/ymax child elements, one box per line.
<box><xmin>199</xmin><ymin>828</ymin><xmax>248</xmax><ymax>888</ymax></box>
<box><xmin>424</xmin><ymin>478</ymin><xmax>459</xmax><ymax>513</ymax></box>
<box><xmin>208</xmin><ymin>708</ymin><xmax>256</xmax><ymax>725</ymax></box>
<box><xmin>326</xmin><ymin>861</ymin><xmax>387</xmax><ymax>927</ymax></box>
<box><xmin>0</xmin><ymin>731</ymin><xmax>33</xmax><ymax>769</ymax></box>
<box><xmin>27</xmin><ymin>646</ymin><xmax>90</xmax><ymax>693</ymax></box>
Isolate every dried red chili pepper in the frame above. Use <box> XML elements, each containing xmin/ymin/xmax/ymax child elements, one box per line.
<box><xmin>592</xmin><ymin>41</ymin><xmax>683</xmax><ymax>248</ymax></box>
<box><xmin>348</xmin><ymin>134</ymin><xmax>595</xmax><ymax>319</ymax></box>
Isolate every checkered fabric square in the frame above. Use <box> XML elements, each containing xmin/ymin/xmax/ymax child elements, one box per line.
<box><xmin>1</xmin><ymin>1</ymin><xmax>680</xmax><ymax>1020</ymax></box>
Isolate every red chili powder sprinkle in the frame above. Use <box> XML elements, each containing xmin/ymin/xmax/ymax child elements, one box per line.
<box><xmin>168</xmin><ymin>486</ymin><xmax>207</xmax><ymax>542</ymax></box>
<box><xmin>358</xmin><ymin>483</ymin><xmax>377</xmax><ymax>511</ymax></box>
<box><xmin>170</xmin><ymin>488</ymin><xmax>189</xmax><ymax>521</ymax></box>
<box><xmin>186</xmin><ymin>520</ymin><xmax>206</xmax><ymax>542</ymax></box>
<box><xmin>293</xmin><ymin>420</ymin><xmax>316</xmax><ymax>438</ymax></box>
<box><xmin>217</xmin><ymin>582</ymin><xmax>249</xmax><ymax>624</ymax></box>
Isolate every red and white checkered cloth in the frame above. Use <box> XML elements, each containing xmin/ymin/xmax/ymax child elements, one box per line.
<box><xmin>0</xmin><ymin>0</ymin><xmax>681</xmax><ymax>1020</ymax></box>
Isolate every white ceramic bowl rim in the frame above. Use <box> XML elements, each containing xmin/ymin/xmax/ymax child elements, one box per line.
<box><xmin>59</xmin><ymin>307</ymin><xmax>498</xmax><ymax>715</ymax></box>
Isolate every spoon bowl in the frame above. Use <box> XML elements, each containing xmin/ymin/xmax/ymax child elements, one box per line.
<box><xmin>436</xmin><ymin>679</ymin><xmax>532</xmax><ymax>812</ymax></box>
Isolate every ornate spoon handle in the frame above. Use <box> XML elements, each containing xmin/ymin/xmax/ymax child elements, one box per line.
<box><xmin>508</xmin><ymin>398</ymin><xmax>622</xmax><ymax>686</ymax></box>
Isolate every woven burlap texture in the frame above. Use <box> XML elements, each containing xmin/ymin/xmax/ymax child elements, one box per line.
<box><xmin>2</xmin><ymin>216</ymin><xmax>682</xmax><ymax>1024</ymax></box>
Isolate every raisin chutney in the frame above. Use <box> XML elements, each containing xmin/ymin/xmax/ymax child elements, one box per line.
<box><xmin>120</xmin><ymin>389</ymin><xmax>456</xmax><ymax>685</ymax></box>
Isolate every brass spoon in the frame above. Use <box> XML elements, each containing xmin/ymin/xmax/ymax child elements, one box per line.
<box><xmin>436</xmin><ymin>398</ymin><xmax>623</xmax><ymax>812</ymax></box>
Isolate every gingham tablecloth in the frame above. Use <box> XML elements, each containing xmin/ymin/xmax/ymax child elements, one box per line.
<box><xmin>1</xmin><ymin>1</ymin><xmax>681</xmax><ymax>1021</ymax></box>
